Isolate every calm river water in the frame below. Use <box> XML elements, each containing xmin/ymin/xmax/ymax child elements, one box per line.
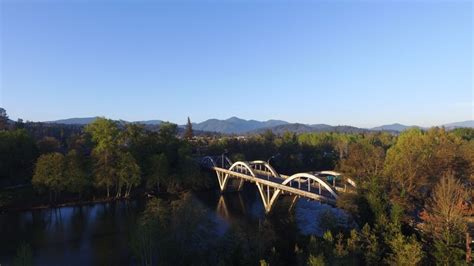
<box><xmin>0</xmin><ymin>184</ymin><xmax>352</xmax><ymax>265</ymax></box>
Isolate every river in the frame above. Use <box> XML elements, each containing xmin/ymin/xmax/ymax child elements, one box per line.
<box><xmin>0</xmin><ymin>184</ymin><xmax>352</xmax><ymax>265</ymax></box>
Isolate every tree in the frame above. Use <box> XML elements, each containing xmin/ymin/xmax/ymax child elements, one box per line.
<box><xmin>384</xmin><ymin>129</ymin><xmax>431</xmax><ymax>210</ymax></box>
<box><xmin>385</xmin><ymin>233</ymin><xmax>423</xmax><ymax>265</ymax></box>
<box><xmin>37</xmin><ymin>136</ymin><xmax>61</xmax><ymax>154</ymax></box>
<box><xmin>338</xmin><ymin>140</ymin><xmax>385</xmax><ymax>184</ymax></box>
<box><xmin>359</xmin><ymin>223</ymin><xmax>381</xmax><ymax>265</ymax></box>
<box><xmin>15</xmin><ymin>119</ymin><xmax>24</xmax><ymax>129</ymax></box>
<box><xmin>334</xmin><ymin>134</ymin><xmax>351</xmax><ymax>160</ymax></box>
<box><xmin>157</xmin><ymin>122</ymin><xmax>180</xmax><ymax>172</ymax></box>
<box><xmin>64</xmin><ymin>149</ymin><xmax>89</xmax><ymax>197</ymax></box>
<box><xmin>184</xmin><ymin>117</ymin><xmax>193</xmax><ymax>140</ymax></box>
<box><xmin>85</xmin><ymin>118</ymin><xmax>120</xmax><ymax>197</ymax></box>
<box><xmin>334</xmin><ymin>233</ymin><xmax>348</xmax><ymax>258</ymax></box>
<box><xmin>307</xmin><ymin>254</ymin><xmax>325</xmax><ymax>266</ymax></box>
<box><xmin>147</xmin><ymin>153</ymin><xmax>169</xmax><ymax>192</ymax></box>
<box><xmin>0</xmin><ymin>107</ymin><xmax>9</xmax><ymax>130</ymax></box>
<box><xmin>32</xmin><ymin>152</ymin><xmax>65</xmax><ymax>202</ymax></box>
<box><xmin>0</xmin><ymin>129</ymin><xmax>37</xmax><ymax>183</ymax></box>
<box><xmin>385</xmin><ymin>128</ymin><xmax>472</xmax><ymax>211</ymax></box>
<box><xmin>116</xmin><ymin>151</ymin><xmax>141</xmax><ymax>198</ymax></box>
<box><xmin>421</xmin><ymin>173</ymin><xmax>468</xmax><ymax>265</ymax></box>
<box><xmin>159</xmin><ymin>122</ymin><xmax>178</xmax><ymax>140</ymax></box>
<box><xmin>451</xmin><ymin>127</ymin><xmax>474</xmax><ymax>141</ymax></box>
<box><xmin>130</xmin><ymin>198</ymin><xmax>169</xmax><ymax>265</ymax></box>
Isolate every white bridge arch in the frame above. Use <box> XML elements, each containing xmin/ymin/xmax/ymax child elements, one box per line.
<box><xmin>201</xmin><ymin>156</ymin><xmax>354</xmax><ymax>213</ymax></box>
<box><xmin>248</xmin><ymin>160</ymin><xmax>280</xmax><ymax>178</ymax></box>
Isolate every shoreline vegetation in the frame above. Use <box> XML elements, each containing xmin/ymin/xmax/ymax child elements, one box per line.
<box><xmin>1</xmin><ymin>109</ymin><xmax>473</xmax><ymax>265</ymax></box>
<box><xmin>0</xmin><ymin>186</ymin><xmax>142</xmax><ymax>212</ymax></box>
<box><xmin>0</xmin><ymin>183</ymin><xmax>210</xmax><ymax>213</ymax></box>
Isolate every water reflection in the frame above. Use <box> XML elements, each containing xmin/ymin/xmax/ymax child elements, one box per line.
<box><xmin>0</xmin><ymin>200</ymin><xmax>145</xmax><ymax>265</ymax></box>
<box><xmin>0</xmin><ymin>186</ymin><xmax>353</xmax><ymax>265</ymax></box>
<box><xmin>216</xmin><ymin>193</ymin><xmax>247</xmax><ymax>221</ymax></box>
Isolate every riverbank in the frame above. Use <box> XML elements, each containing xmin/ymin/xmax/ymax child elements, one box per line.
<box><xmin>0</xmin><ymin>186</ymin><xmax>149</xmax><ymax>213</ymax></box>
<box><xmin>0</xmin><ymin>185</ymin><xmax>209</xmax><ymax>213</ymax></box>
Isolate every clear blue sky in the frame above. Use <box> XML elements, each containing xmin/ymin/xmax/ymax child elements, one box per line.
<box><xmin>1</xmin><ymin>0</ymin><xmax>472</xmax><ymax>127</ymax></box>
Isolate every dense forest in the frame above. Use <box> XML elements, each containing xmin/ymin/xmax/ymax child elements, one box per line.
<box><xmin>1</xmin><ymin>108</ymin><xmax>473</xmax><ymax>265</ymax></box>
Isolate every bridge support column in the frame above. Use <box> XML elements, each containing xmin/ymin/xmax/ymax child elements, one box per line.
<box><xmin>217</xmin><ymin>171</ymin><xmax>232</xmax><ymax>192</ymax></box>
<box><xmin>256</xmin><ymin>182</ymin><xmax>281</xmax><ymax>213</ymax></box>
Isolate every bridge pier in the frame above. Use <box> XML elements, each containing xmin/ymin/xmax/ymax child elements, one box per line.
<box><xmin>256</xmin><ymin>183</ymin><xmax>280</xmax><ymax>213</ymax></box>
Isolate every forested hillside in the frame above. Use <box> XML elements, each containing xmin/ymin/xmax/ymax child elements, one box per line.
<box><xmin>1</xmin><ymin>108</ymin><xmax>473</xmax><ymax>264</ymax></box>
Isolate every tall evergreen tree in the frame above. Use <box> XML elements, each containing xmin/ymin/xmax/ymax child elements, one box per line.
<box><xmin>184</xmin><ymin>117</ymin><xmax>193</xmax><ymax>140</ymax></box>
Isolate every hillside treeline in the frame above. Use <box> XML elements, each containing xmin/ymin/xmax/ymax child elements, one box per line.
<box><xmin>1</xmin><ymin>109</ymin><xmax>473</xmax><ymax>264</ymax></box>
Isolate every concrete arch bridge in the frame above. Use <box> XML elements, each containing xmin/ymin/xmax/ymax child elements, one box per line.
<box><xmin>201</xmin><ymin>155</ymin><xmax>357</xmax><ymax>213</ymax></box>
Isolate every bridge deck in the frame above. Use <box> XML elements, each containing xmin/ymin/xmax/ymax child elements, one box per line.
<box><xmin>212</xmin><ymin>166</ymin><xmax>337</xmax><ymax>205</ymax></box>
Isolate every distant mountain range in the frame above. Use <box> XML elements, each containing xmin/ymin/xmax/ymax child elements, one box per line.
<box><xmin>252</xmin><ymin>123</ymin><xmax>368</xmax><ymax>134</ymax></box>
<box><xmin>47</xmin><ymin>117</ymin><xmax>163</xmax><ymax>126</ymax></box>
<box><xmin>370</xmin><ymin>123</ymin><xmax>421</xmax><ymax>132</ymax></box>
<box><xmin>192</xmin><ymin>117</ymin><xmax>288</xmax><ymax>134</ymax></box>
<box><xmin>442</xmin><ymin>120</ymin><xmax>474</xmax><ymax>129</ymax></box>
<box><xmin>47</xmin><ymin>117</ymin><xmax>99</xmax><ymax>125</ymax></box>
<box><xmin>44</xmin><ymin>117</ymin><xmax>473</xmax><ymax>134</ymax></box>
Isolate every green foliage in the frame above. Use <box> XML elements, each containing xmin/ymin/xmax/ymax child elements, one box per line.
<box><xmin>32</xmin><ymin>152</ymin><xmax>66</xmax><ymax>201</ymax></box>
<box><xmin>158</xmin><ymin>122</ymin><xmax>178</xmax><ymax>141</ymax></box>
<box><xmin>384</xmin><ymin>129</ymin><xmax>431</xmax><ymax>208</ymax></box>
<box><xmin>130</xmin><ymin>198</ymin><xmax>168</xmax><ymax>266</ymax></box>
<box><xmin>37</xmin><ymin>136</ymin><xmax>60</xmax><ymax>154</ymax></box>
<box><xmin>215</xmin><ymin>217</ymin><xmax>279</xmax><ymax>265</ymax></box>
<box><xmin>360</xmin><ymin>223</ymin><xmax>381</xmax><ymax>265</ymax></box>
<box><xmin>116</xmin><ymin>151</ymin><xmax>141</xmax><ymax>198</ymax></box>
<box><xmin>84</xmin><ymin>117</ymin><xmax>120</xmax><ymax>154</ymax></box>
<box><xmin>2</xmin><ymin>114</ymin><xmax>473</xmax><ymax>265</ymax></box>
<box><xmin>422</xmin><ymin>174</ymin><xmax>468</xmax><ymax>265</ymax></box>
<box><xmin>307</xmin><ymin>254</ymin><xmax>325</xmax><ymax>266</ymax></box>
<box><xmin>384</xmin><ymin>128</ymin><xmax>472</xmax><ymax>211</ymax></box>
<box><xmin>85</xmin><ymin>118</ymin><xmax>121</xmax><ymax>197</ymax></box>
<box><xmin>451</xmin><ymin>127</ymin><xmax>474</xmax><ymax>141</ymax></box>
<box><xmin>0</xmin><ymin>129</ymin><xmax>37</xmax><ymax>183</ymax></box>
<box><xmin>334</xmin><ymin>233</ymin><xmax>348</xmax><ymax>258</ymax></box>
<box><xmin>147</xmin><ymin>153</ymin><xmax>169</xmax><ymax>192</ymax></box>
<box><xmin>346</xmin><ymin>229</ymin><xmax>360</xmax><ymax>253</ymax></box>
<box><xmin>131</xmin><ymin>194</ymin><xmax>217</xmax><ymax>265</ymax></box>
<box><xmin>337</xmin><ymin>139</ymin><xmax>385</xmax><ymax>184</ymax></box>
<box><xmin>64</xmin><ymin>149</ymin><xmax>90</xmax><ymax>196</ymax></box>
<box><xmin>385</xmin><ymin>234</ymin><xmax>423</xmax><ymax>266</ymax></box>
